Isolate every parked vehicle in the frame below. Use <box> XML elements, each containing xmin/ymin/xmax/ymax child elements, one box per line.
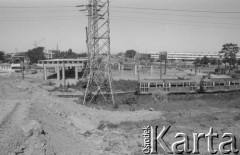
<box><xmin>138</xmin><ymin>79</ymin><xmax>198</xmax><ymax>94</ymax></box>
<box><xmin>200</xmin><ymin>78</ymin><xmax>240</xmax><ymax>92</ymax></box>
<box><xmin>138</xmin><ymin>78</ymin><xmax>240</xmax><ymax>94</ymax></box>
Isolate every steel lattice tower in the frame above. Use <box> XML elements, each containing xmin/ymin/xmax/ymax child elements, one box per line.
<box><xmin>78</xmin><ymin>0</ymin><xmax>115</xmax><ymax>105</ymax></box>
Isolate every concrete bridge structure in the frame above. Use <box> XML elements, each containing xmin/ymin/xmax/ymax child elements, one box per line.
<box><xmin>37</xmin><ymin>59</ymin><xmax>87</xmax><ymax>83</ymax></box>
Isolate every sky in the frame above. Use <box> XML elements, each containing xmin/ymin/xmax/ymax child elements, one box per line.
<box><xmin>0</xmin><ymin>0</ymin><xmax>240</xmax><ymax>54</ymax></box>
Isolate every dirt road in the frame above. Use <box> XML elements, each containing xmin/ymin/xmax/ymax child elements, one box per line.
<box><xmin>0</xmin><ymin>73</ymin><xmax>162</xmax><ymax>155</ymax></box>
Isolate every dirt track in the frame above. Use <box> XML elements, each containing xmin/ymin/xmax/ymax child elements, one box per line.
<box><xmin>1</xmin><ymin>72</ymin><xmax>240</xmax><ymax>155</ymax></box>
<box><xmin>0</xmin><ymin>73</ymin><xmax>162</xmax><ymax>155</ymax></box>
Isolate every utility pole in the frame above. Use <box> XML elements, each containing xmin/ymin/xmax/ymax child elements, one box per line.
<box><xmin>164</xmin><ymin>58</ymin><xmax>167</xmax><ymax>75</ymax></box>
<box><xmin>195</xmin><ymin>62</ymin><xmax>197</xmax><ymax>75</ymax></box>
<box><xmin>21</xmin><ymin>60</ymin><xmax>24</xmax><ymax>80</ymax></box>
<box><xmin>135</xmin><ymin>53</ymin><xmax>140</xmax><ymax>83</ymax></box>
<box><xmin>159</xmin><ymin>60</ymin><xmax>162</xmax><ymax>80</ymax></box>
<box><xmin>77</xmin><ymin>0</ymin><xmax>115</xmax><ymax>106</ymax></box>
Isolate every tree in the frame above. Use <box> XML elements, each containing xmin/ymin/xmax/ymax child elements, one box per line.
<box><xmin>78</xmin><ymin>52</ymin><xmax>88</xmax><ymax>57</ymax></box>
<box><xmin>125</xmin><ymin>50</ymin><xmax>136</xmax><ymax>58</ymax></box>
<box><xmin>219</xmin><ymin>43</ymin><xmax>239</xmax><ymax>74</ymax></box>
<box><xmin>200</xmin><ymin>56</ymin><xmax>210</xmax><ymax>65</ymax></box>
<box><xmin>27</xmin><ymin>47</ymin><xmax>45</xmax><ymax>64</ymax></box>
<box><xmin>4</xmin><ymin>54</ymin><xmax>12</xmax><ymax>63</ymax></box>
<box><xmin>209</xmin><ymin>58</ymin><xmax>218</xmax><ymax>65</ymax></box>
<box><xmin>0</xmin><ymin>51</ymin><xmax>5</xmax><ymax>61</ymax></box>
<box><xmin>65</xmin><ymin>49</ymin><xmax>77</xmax><ymax>58</ymax></box>
<box><xmin>57</xmin><ymin>49</ymin><xmax>79</xmax><ymax>59</ymax></box>
<box><xmin>237</xmin><ymin>59</ymin><xmax>240</xmax><ymax>65</ymax></box>
<box><xmin>193</xmin><ymin>58</ymin><xmax>201</xmax><ymax>65</ymax></box>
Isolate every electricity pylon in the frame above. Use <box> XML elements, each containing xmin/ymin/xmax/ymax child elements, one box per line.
<box><xmin>77</xmin><ymin>0</ymin><xmax>115</xmax><ymax>106</ymax></box>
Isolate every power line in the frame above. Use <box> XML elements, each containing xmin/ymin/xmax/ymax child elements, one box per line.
<box><xmin>0</xmin><ymin>14</ymin><xmax>239</xmax><ymax>26</ymax></box>
<box><xmin>112</xmin><ymin>6</ymin><xmax>240</xmax><ymax>14</ymax></box>
<box><xmin>1</xmin><ymin>9</ymin><xmax>239</xmax><ymax>20</ymax></box>
<box><xmin>111</xmin><ymin>10</ymin><xmax>240</xmax><ymax>19</ymax></box>
<box><xmin>111</xmin><ymin>15</ymin><xmax>240</xmax><ymax>26</ymax></box>
<box><xmin>0</xmin><ymin>16</ymin><xmax>239</xmax><ymax>29</ymax></box>
<box><xmin>110</xmin><ymin>18</ymin><xmax>240</xmax><ymax>29</ymax></box>
<box><xmin>0</xmin><ymin>6</ymin><xmax>74</xmax><ymax>8</ymax></box>
<box><xmin>0</xmin><ymin>5</ymin><xmax>240</xmax><ymax>14</ymax></box>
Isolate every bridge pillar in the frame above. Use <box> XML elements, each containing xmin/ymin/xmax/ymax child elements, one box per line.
<box><xmin>44</xmin><ymin>66</ymin><xmax>47</xmax><ymax>80</ymax></box>
<box><xmin>75</xmin><ymin>66</ymin><xmax>78</xmax><ymax>80</ymax></box>
<box><xmin>151</xmin><ymin>65</ymin><xmax>153</xmax><ymax>75</ymax></box>
<box><xmin>55</xmin><ymin>66</ymin><xmax>57</xmax><ymax>73</ymax></box>
<box><xmin>135</xmin><ymin>65</ymin><xmax>137</xmax><ymax>75</ymax></box>
<box><xmin>62</xmin><ymin>65</ymin><xmax>65</xmax><ymax>86</ymax></box>
<box><xmin>118</xmin><ymin>63</ymin><xmax>121</xmax><ymax>71</ymax></box>
<box><xmin>57</xmin><ymin>66</ymin><xmax>60</xmax><ymax>81</ymax></box>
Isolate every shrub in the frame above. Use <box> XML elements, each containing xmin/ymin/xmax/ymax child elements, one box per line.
<box><xmin>113</xmin><ymin>103</ymin><xmax>119</xmax><ymax>109</ymax></box>
<box><xmin>122</xmin><ymin>95</ymin><xmax>137</xmax><ymax>106</ymax></box>
<box><xmin>113</xmin><ymin>80</ymin><xmax>138</xmax><ymax>91</ymax></box>
<box><xmin>151</xmin><ymin>90</ymin><xmax>168</xmax><ymax>103</ymax></box>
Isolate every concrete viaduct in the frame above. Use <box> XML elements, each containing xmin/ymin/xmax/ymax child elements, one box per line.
<box><xmin>37</xmin><ymin>59</ymin><xmax>87</xmax><ymax>82</ymax></box>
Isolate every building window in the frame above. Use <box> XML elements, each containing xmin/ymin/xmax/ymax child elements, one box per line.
<box><xmin>157</xmin><ymin>83</ymin><xmax>163</xmax><ymax>87</ymax></box>
<box><xmin>184</xmin><ymin>82</ymin><xmax>189</xmax><ymax>87</ymax></box>
<box><xmin>150</xmin><ymin>83</ymin><xmax>156</xmax><ymax>87</ymax></box>
<box><xmin>177</xmin><ymin>83</ymin><xmax>183</xmax><ymax>87</ymax></box>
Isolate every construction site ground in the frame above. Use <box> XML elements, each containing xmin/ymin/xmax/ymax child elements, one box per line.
<box><xmin>0</xmin><ymin>69</ymin><xmax>239</xmax><ymax>155</ymax></box>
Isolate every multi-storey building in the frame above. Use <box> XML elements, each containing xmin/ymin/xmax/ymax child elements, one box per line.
<box><xmin>150</xmin><ymin>52</ymin><xmax>240</xmax><ymax>61</ymax></box>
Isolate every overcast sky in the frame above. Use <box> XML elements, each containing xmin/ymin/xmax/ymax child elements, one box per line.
<box><xmin>0</xmin><ymin>0</ymin><xmax>240</xmax><ymax>54</ymax></box>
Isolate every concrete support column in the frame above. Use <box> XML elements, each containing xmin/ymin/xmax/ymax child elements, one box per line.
<box><xmin>55</xmin><ymin>66</ymin><xmax>57</xmax><ymax>73</ymax></box>
<box><xmin>151</xmin><ymin>65</ymin><xmax>153</xmax><ymax>75</ymax></box>
<box><xmin>118</xmin><ymin>63</ymin><xmax>121</xmax><ymax>71</ymax></box>
<box><xmin>121</xmin><ymin>65</ymin><xmax>124</xmax><ymax>74</ymax></box>
<box><xmin>44</xmin><ymin>66</ymin><xmax>47</xmax><ymax>80</ymax></box>
<box><xmin>135</xmin><ymin>65</ymin><xmax>137</xmax><ymax>75</ymax></box>
<box><xmin>57</xmin><ymin>66</ymin><xmax>60</xmax><ymax>81</ymax></box>
<box><xmin>62</xmin><ymin>65</ymin><xmax>65</xmax><ymax>86</ymax></box>
<box><xmin>75</xmin><ymin>66</ymin><xmax>78</xmax><ymax>80</ymax></box>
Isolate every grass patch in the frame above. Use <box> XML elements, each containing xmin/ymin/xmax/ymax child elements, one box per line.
<box><xmin>107</xmin><ymin>122</ymin><xmax>120</xmax><ymax>129</ymax></box>
<box><xmin>112</xmin><ymin>79</ymin><xmax>138</xmax><ymax>91</ymax></box>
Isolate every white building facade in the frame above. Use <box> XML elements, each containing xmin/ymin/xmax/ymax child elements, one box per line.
<box><xmin>150</xmin><ymin>52</ymin><xmax>240</xmax><ymax>61</ymax></box>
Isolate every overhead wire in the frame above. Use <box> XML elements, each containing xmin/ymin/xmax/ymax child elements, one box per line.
<box><xmin>110</xmin><ymin>18</ymin><xmax>240</xmax><ymax>29</ymax></box>
<box><xmin>0</xmin><ymin>14</ymin><xmax>239</xmax><ymax>27</ymax></box>
<box><xmin>0</xmin><ymin>3</ymin><xmax>239</xmax><ymax>29</ymax></box>
<box><xmin>112</xmin><ymin>6</ymin><xmax>240</xmax><ymax>14</ymax></box>
<box><xmin>0</xmin><ymin>4</ymin><xmax>240</xmax><ymax>14</ymax></box>
<box><xmin>0</xmin><ymin>16</ymin><xmax>239</xmax><ymax>30</ymax></box>
<box><xmin>111</xmin><ymin>10</ymin><xmax>240</xmax><ymax>20</ymax></box>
